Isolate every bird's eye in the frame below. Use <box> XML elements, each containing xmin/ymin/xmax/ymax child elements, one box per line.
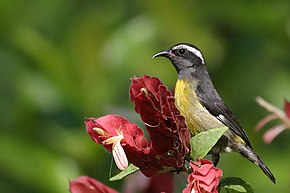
<box><xmin>178</xmin><ymin>48</ymin><xmax>186</xmax><ymax>54</ymax></box>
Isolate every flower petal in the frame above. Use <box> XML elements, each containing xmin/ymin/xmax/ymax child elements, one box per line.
<box><xmin>263</xmin><ymin>124</ymin><xmax>287</xmax><ymax>144</ymax></box>
<box><xmin>112</xmin><ymin>140</ymin><xmax>128</xmax><ymax>170</ymax></box>
<box><xmin>255</xmin><ymin>114</ymin><xmax>277</xmax><ymax>131</ymax></box>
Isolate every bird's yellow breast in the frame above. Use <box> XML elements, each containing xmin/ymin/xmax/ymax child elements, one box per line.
<box><xmin>174</xmin><ymin>79</ymin><xmax>224</xmax><ymax>135</ymax></box>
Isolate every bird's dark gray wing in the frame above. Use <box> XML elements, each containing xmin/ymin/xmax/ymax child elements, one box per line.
<box><xmin>199</xmin><ymin>96</ymin><xmax>253</xmax><ymax>149</ymax></box>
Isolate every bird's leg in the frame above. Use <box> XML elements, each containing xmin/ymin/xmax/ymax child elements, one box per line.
<box><xmin>212</xmin><ymin>153</ymin><xmax>220</xmax><ymax>166</ymax></box>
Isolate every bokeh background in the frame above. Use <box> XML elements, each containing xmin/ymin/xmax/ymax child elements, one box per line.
<box><xmin>0</xmin><ymin>1</ymin><xmax>290</xmax><ymax>193</ymax></box>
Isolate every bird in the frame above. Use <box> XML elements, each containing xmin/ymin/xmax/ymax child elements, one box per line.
<box><xmin>152</xmin><ymin>43</ymin><xmax>276</xmax><ymax>183</ymax></box>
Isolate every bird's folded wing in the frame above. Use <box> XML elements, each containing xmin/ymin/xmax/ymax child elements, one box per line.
<box><xmin>200</xmin><ymin>98</ymin><xmax>253</xmax><ymax>149</ymax></box>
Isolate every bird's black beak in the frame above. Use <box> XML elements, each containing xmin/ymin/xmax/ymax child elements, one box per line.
<box><xmin>152</xmin><ymin>49</ymin><xmax>175</xmax><ymax>59</ymax></box>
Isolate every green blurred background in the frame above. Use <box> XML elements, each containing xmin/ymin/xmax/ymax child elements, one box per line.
<box><xmin>0</xmin><ymin>0</ymin><xmax>290</xmax><ymax>192</ymax></box>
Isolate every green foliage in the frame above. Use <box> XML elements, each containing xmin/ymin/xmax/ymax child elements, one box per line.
<box><xmin>190</xmin><ymin>127</ymin><xmax>228</xmax><ymax>160</ymax></box>
<box><xmin>0</xmin><ymin>0</ymin><xmax>289</xmax><ymax>193</ymax></box>
<box><xmin>219</xmin><ymin>177</ymin><xmax>254</xmax><ymax>193</ymax></box>
<box><xmin>109</xmin><ymin>164</ymin><xmax>139</xmax><ymax>181</ymax></box>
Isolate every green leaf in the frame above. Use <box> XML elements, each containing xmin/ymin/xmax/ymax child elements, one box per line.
<box><xmin>190</xmin><ymin>127</ymin><xmax>228</xmax><ymax>160</ymax></box>
<box><xmin>219</xmin><ymin>177</ymin><xmax>254</xmax><ymax>193</ymax></box>
<box><xmin>109</xmin><ymin>164</ymin><xmax>139</xmax><ymax>181</ymax></box>
<box><xmin>224</xmin><ymin>185</ymin><xmax>247</xmax><ymax>193</ymax></box>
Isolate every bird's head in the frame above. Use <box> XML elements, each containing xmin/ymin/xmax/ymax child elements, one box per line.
<box><xmin>153</xmin><ymin>43</ymin><xmax>205</xmax><ymax>73</ymax></box>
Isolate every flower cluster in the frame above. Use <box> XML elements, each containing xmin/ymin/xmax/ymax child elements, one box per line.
<box><xmin>183</xmin><ymin>160</ymin><xmax>222</xmax><ymax>193</ymax></box>
<box><xmin>256</xmin><ymin>97</ymin><xmax>290</xmax><ymax>143</ymax></box>
<box><xmin>86</xmin><ymin>75</ymin><xmax>190</xmax><ymax>176</ymax></box>
<box><xmin>69</xmin><ymin>160</ymin><xmax>222</xmax><ymax>193</ymax></box>
<box><xmin>130</xmin><ymin>76</ymin><xmax>190</xmax><ymax>170</ymax></box>
<box><xmin>71</xmin><ymin>75</ymin><xmax>223</xmax><ymax>193</ymax></box>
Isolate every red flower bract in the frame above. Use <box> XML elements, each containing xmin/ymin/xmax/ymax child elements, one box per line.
<box><xmin>85</xmin><ymin>75</ymin><xmax>191</xmax><ymax>176</ymax></box>
<box><xmin>284</xmin><ymin>99</ymin><xmax>290</xmax><ymax>119</ymax></box>
<box><xmin>86</xmin><ymin>114</ymin><xmax>150</xmax><ymax>153</ymax></box>
<box><xmin>69</xmin><ymin>176</ymin><xmax>118</xmax><ymax>193</ymax></box>
<box><xmin>183</xmin><ymin>160</ymin><xmax>222</xmax><ymax>193</ymax></box>
<box><xmin>130</xmin><ymin>75</ymin><xmax>190</xmax><ymax>169</ymax></box>
<box><xmin>86</xmin><ymin>114</ymin><xmax>163</xmax><ymax>176</ymax></box>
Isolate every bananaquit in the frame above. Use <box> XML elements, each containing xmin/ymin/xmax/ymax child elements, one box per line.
<box><xmin>153</xmin><ymin>43</ymin><xmax>276</xmax><ymax>183</ymax></box>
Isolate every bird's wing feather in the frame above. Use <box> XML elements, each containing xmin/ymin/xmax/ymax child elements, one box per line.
<box><xmin>199</xmin><ymin>97</ymin><xmax>253</xmax><ymax>148</ymax></box>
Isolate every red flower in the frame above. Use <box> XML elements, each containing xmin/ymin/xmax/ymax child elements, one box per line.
<box><xmin>183</xmin><ymin>160</ymin><xmax>222</xmax><ymax>193</ymax></box>
<box><xmin>86</xmin><ymin>75</ymin><xmax>191</xmax><ymax>176</ymax></box>
<box><xmin>86</xmin><ymin>115</ymin><xmax>163</xmax><ymax>176</ymax></box>
<box><xmin>130</xmin><ymin>75</ymin><xmax>190</xmax><ymax>169</ymax></box>
<box><xmin>69</xmin><ymin>176</ymin><xmax>118</xmax><ymax>193</ymax></box>
<box><xmin>256</xmin><ymin>97</ymin><xmax>290</xmax><ymax>143</ymax></box>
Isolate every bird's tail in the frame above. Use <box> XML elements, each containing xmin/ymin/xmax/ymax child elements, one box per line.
<box><xmin>240</xmin><ymin>147</ymin><xmax>276</xmax><ymax>184</ymax></box>
<box><xmin>256</xmin><ymin>155</ymin><xmax>276</xmax><ymax>184</ymax></box>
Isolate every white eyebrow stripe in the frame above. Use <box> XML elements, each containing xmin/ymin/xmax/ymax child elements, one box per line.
<box><xmin>172</xmin><ymin>44</ymin><xmax>205</xmax><ymax>64</ymax></box>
